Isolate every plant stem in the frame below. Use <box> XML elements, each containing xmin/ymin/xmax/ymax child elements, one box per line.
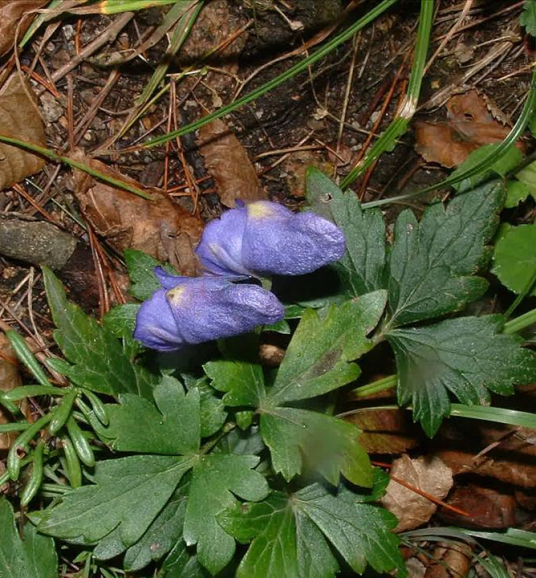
<box><xmin>351</xmin><ymin>374</ymin><xmax>397</xmax><ymax>398</ymax></box>
<box><xmin>503</xmin><ymin>307</ymin><xmax>536</xmax><ymax>335</ymax></box>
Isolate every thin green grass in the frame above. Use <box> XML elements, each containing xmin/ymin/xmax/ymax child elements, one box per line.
<box><xmin>144</xmin><ymin>0</ymin><xmax>399</xmax><ymax>147</ymax></box>
<box><xmin>363</xmin><ymin>64</ymin><xmax>536</xmax><ymax>208</ymax></box>
<box><xmin>0</xmin><ymin>135</ymin><xmax>151</xmax><ymax>199</ymax></box>
<box><xmin>340</xmin><ymin>0</ymin><xmax>435</xmax><ymax>188</ymax></box>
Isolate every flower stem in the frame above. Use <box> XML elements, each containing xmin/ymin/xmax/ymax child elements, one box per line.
<box><xmin>503</xmin><ymin>307</ymin><xmax>536</xmax><ymax>335</ymax></box>
<box><xmin>351</xmin><ymin>374</ymin><xmax>397</xmax><ymax>398</ymax></box>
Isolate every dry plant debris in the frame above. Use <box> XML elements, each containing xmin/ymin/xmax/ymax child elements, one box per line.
<box><xmin>424</xmin><ymin>542</ymin><xmax>473</xmax><ymax>578</ymax></box>
<box><xmin>0</xmin><ymin>333</ymin><xmax>22</xmax><ymax>449</ymax></box>
<box><xmin>0</xmin><ymin>0</ymin><xmax>47</xmax><ymax>57</ymax></box>
<box><xmin>72</xmin><ymin>153</ymin><xmax>203</xmax><ymax>276</ymax></box>
<box><xmin>436</xmin><ymin>423</ymin><xmax>536</xmax><ymax>489</ymax></box>
<box><xmin>439</xmin><ymin>484</ymin><xmax>516</xmax><ymax>530</ymax></box>
<box><xmin>0</xmin><ymin>75</ymin><xmax>45</xmax><ymax>190</ymax></box>
<box><xmin>343</xmin><ymin>408</ymin><xmax>421</xmax><ymax>454</ymax></box>
<box><xmin>415</xmin><ymin>90</ymin><xmax>518</xmax><ymax>168</ymax></box>
<box><xmin>381</xmin><ymin>455</ymin><xmax>453</xmax><ymax>532</ymax></box>
<box><xmin>198</xmin><ymin>119</ymin><xmax>266</xmax><ymax>207</ymax></box>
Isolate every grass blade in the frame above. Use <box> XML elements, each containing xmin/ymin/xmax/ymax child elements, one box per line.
<box><xmin>450</xmin><ymin>403</ymin><xmax>536</xmax><ymax>429</ymax></box>
<box><xmin>144</xmin><ymin>0</ymin><xmax>399</xmax><ymax>147</ymax></box>
<box><xmin>0</xmin><ymin>135</ymin><xmax>151</xmax><ymax>199</ymax></box>
<box><xmin>341</xmin><ymin>0</ymin><xmax>435</xmax><ymax>188</ymax></box>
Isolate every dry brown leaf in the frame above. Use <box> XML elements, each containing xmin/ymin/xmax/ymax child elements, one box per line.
<box><xmin>414</xmin><ymin>90</ymin><xmax>519</xmax><ymax>168</ymax></box>
<box><xmin>0</xmin><ymin>0</ymin><xmax>48</xmax><ymax>57</ymax></box>
<box><xmin>198</xmin><ymin>119</ymin><xmax>266</xmax><ymax>207</ymax></box>
<box><xmin>0</xmin><ymin>333</ymin><xmax>22</xmax><ymax>450</ymax></box>
<box><xmin>71</xmin><ymin>152</ymin><xmax>203</xmax><ymax>275</ymax></box>
<box><xmin>0</xmin><ymin>74</ymin><xmax>46</xmax><ymax>190</ymax></box>
<box><xmin>180</xmin><ymin>0</ymin><xmax>263</xmax><ymax>207</ymax></box>
<box><xmin>438</xmin><ymin>485</ymin><xmax>516</xmax><ymax>530</ymax></box>
<box><xmin>381</xmin><ymin>455</ymin><xmax>453</xmax><ymax>532</ymax></box>
<box><xmin>282</xmin><ymin>150</ymin><xmax>335</xmax><ymax>198</ymax></box>
<box><xmin>435</xmin><ymin>422</ymin><xmax>536</xmax><ymax>488</ymax></box>
<box><xmin>343</xmin><ymin>408</ymin><xmax>421</xmax><ymax>454</ymax></box>
<box><xmin>424</xmin><ymin>542</ymin><xmax>473</xmax><ymax>578</ymax></box>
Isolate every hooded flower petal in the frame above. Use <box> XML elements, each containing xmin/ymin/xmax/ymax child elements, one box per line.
<box><xmin>195</xmin><ymin>200</ymin><xmax>345</xmax><ymax>278</ymax></box>
<box><xmin>242</xmin><ymin>201</ymin><xmax>345</xmax><ymax>276</ymax></box>
<box><xmin>133</xmin><ymin>289</ymin><xmax>185</xmax><ymax>351</ymax></box>
<box><xmin>195</xmin><ymin>206</ymin><xmax>250</xmax><ymax>278</ymax></box>
<box><xmin>134</xmin><ymin>275</ymin><xmax>284</xmax><ymax>351</ymax></box>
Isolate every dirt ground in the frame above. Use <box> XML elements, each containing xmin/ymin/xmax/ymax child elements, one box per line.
<box><xmin>1</xmin><ymin>0</ymin><xmax>535</xmax><ymax>574</ymax></box>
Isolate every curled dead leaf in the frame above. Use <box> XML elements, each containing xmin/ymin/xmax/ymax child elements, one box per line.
<box><xmin>415</xmin><ymin>90</ymin><xmax>520</xmax><ymax>168</ymax></box>
<box><xmin>0</xmin><ymin>0</ymin><xmax>48</xmax><ymax>57</ymax></box>
<box><xmin>436</xmin><ymin>422</ymin><xmax>536</xmax><ymax>488</ymax></box>
<box><xmin>438</xmin><ymin>484</ymin><xmax>516</xmax><ymax>530</ymax></box>
<box><xmin>380</xmin><ymin>455</ymin><xmax>453</xmax><ymax>532</ymax></box>
<box><xmin>71</xmin><ymin>152</ymin><xmax>203</xmax><ymax>275</ymax></box>
<box><xmin>424</xmin><ymin>542</ymin><xmax>473</xmax><ymax>578</ymax></box>
<box><xmin>198</xmin><ymin>118</ymin><xmax>266</xmax><ymax>207</ymax></box>
<box><xmin>0</xmin><ymin>74</ymin><xmax>46</xmax><ymax>190</ymax></box>
<box><xmin>0</xmin><ymin>333</ymin><xmax>22</xmax><ymax>450</ymax></box>
<box><xmin>343</xmin><ymin>408</ymin><xmax>421</xmax><ymax>454</ymax></box>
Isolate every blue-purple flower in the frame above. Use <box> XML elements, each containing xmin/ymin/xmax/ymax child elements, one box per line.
<box><xmin>133</xmin><ymin>268</ymin><xmax>284</xmax><ymax>351</ymax></box>
<box><xmin>195</xmin><ymin>200</ymin><xmax>345</xmax><ymax>278</ymax></box>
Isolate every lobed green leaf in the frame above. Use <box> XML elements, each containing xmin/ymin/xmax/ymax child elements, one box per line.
<box><xmin>219</xmin><ymin>479</ymin><xmax>403</xmax><ymax>578</ymax></box>
<box><xmin>37</xmin><ymin>455</ymin><xmax>194</xmax><ymax>553</ymax></box>
<box><xmin>306</xmin><ymin>168</ymin><xmax>386</xmax><ymax>296</ymax></box>
<box><xmin>183</xmin><ymin>453</ymin><xmax>270</xmax><ymax>575</ymax></box>
<box><xmin>387</xmin><ymin>315</ymin><xmax>536</xmax><ymax>436</ymax></box>
<box><xmin>0</xmin><ymin>499</ymin><xmax>58</xmax><ymax>578</ymax></box>
<box><xmin>43</xmin><ymin>267</ymin><xmax>157</xmax><ymax>398</ymax></box>
<box><xmin>100</xmin><ymin>377</ymin><xmax>201</xmax><ymax>455</ymax></box>
<box><xmin>387</xmin><ymin>181</ymin><xmax>504</xmax><ymax>326</ymax></box>
<box><xmin>493</xmin><ymin>223</ymin><xmax>536</xmax><ymax>296</ymax></box>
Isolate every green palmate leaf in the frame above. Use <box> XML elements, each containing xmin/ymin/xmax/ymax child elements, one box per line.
<box><xmin>160</xmin><ymin>541</ymin><xmax>208</xmax><ymax>578</ymax></box>
<box><xmin>43</xmin><ymin>267</ymin><xmax>157</xmax><ymax>398</ymax></box>
<box><xmin>125</xmin><ymin>249</ymin><xmax>177</xmax><ymax>301</ymax></box>
<box><xmin>123</xmin><ymin>480</ymin><xmax>189</xmax><ymax>572</ymax></box>
<box><xmin>521</xmin><ymin>0</ymin><xmax>536</xmax><ymax>37</ymax></box>
<box><xmin>268</xmin><ymin>291</ymin><xmax>386</xmax><ymax>404</ymax></box>
<box><xmin>387</xmin><ymin>315</ymin><xmax>536</xmax><ymax>436</ymax></box>
<box><xmin>204</xmin><ymin>359</ymin><xmax>265</xmax><ymax>407</ymax></box>
<box><xmin>102</xmin><ymin>303</ymin><xmax>140</xmax><ymax>336</ymax></box>
<box><xmin>100</xmin><ymin>377</ymin><xmax>200</xmax><ymax>454</ymax></box>
<box><xmin>505</xmin><ymin>179</ymin><xmax>531</xmax><ymax>208</ymax></box>
<box><xmin>387</xmin><ymin>181</ymin><xmax>504</xmax><ymax>327</ymax></box>
<box><xmin>515</xmin><ymin>158</ymin><xmax>536</xmax><ymax>200</ymax></box>
<box><xmin>0</xmin><ymin>499</ymin><xmax>58</xmax><ymax>578</ymax></box>
<box><xmin>450</xmin><ymin>144</ymin><xmax>522</xmax><ymax>193</ymax></box>
<box><xmin>183</xmin><ymin>454</ymin><xmax>270</xmax><ymax>575</ymax></box>
<box><xmin>493</xmin><ymin>224</ymin><xmax>536</xmax><ymax>295</ymax></box>
<box><xmin>205</xmin><ymin>294</ymin><xmax>385</xmax><ymax>487</ymax></box>
<box><xmin>37</xmin><ymin>455</ymin><xmax>194</xmax><ymax>552</ymax></box>
<box><xmin>218</xmin><ymin>480</ymin><xmax>402</xmax><ymax>578</ymax></box>
<box><xmin>260</xmin><ymin>407</ymin><xmax>372</xmax><ymax>487</ymax></box>
<box><xmin>195</xmin><ymin>380</ymin><xmax>227</xmax><ymax>438</ymax></box>
<box><xmin>306</xmin><ymin>168</ymin><xmax>385</xmax><ymax>296</ymax></box>
<box><xmin>220</xmin><ymin>492</ymin><xmax>337</xmax><ymax>578</ymax></box>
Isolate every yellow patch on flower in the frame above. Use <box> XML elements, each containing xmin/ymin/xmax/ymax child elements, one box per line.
<box><xmin>167</xmin><ymin>285</ymin><xmax>187</xmax><ymax>304</ymax></box>
<box><xmin>247</xmin><ymin>202</ymin><xmax>275</xmax><ymax>219</ymax></box>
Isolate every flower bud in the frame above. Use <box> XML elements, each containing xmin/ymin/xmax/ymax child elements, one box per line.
<box><xmin>196</xmin><ymin>201</ymin><xmax>345</xmax><ymax>278</ymax></box>
<box><xmin>134</xmin><ymin>269</ymin><xmax>284</xmax><ymax>351</ymax></box>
